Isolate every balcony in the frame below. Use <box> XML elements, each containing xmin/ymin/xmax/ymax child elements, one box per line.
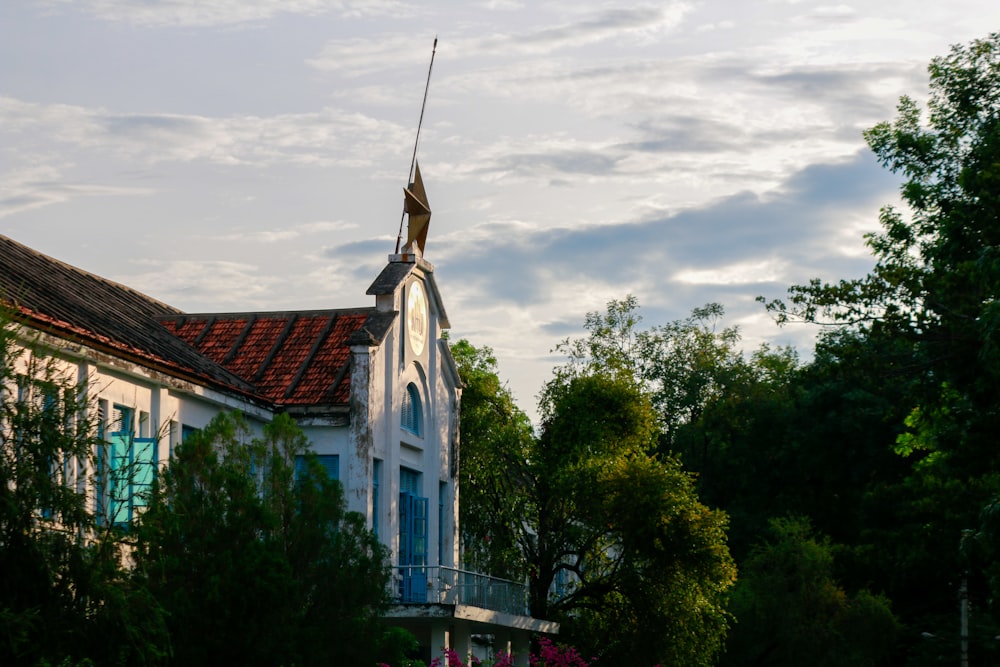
<box><xmin>393</xmin><ymin>565</ymin><xmax>528</xmax><ymax>616</ymax></box>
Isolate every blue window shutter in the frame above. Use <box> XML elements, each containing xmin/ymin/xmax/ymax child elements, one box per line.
<box><xmin>107</xmin><ymin>434</ymin><xmax>156</xmax><ymax>526</ymax></box>
<box><xmin>109</xmin><ymin>432</ymin><xmax>130</xmax><ymax>525</ymax></box>
<box><xmin>399</xmin><ymin>491</ymin><xmax>413</xmax><ymax>565</ymax></box>
<box><xmin>402</xmin><ymin>384</ymin><xmax>422</xmax><ymax>435</ymax></box>
<box><xmin>317</xmin><ymin>454</ymin><xmax>339</xmax><ymax>480</ymax></box>
<box><xmin>399</xmin><ymin>491</ymin><xmax>430</xmax><ymax>566</ymax></box>
<box><xmin>131</xmin><ymin>438</ymin><xmax>157</xmax><ymax>516</ymax></box>
<box><xmin>100</xmin><ymin>402</ymin><xmax>155</xmax><ymax>526</ymax></box>
<box><xmin>295</xmin><ymin>454</ymin><xmax>339</xmax><ymax>482</ymax></box>
<box><xmin>400</xmin><ymin>467</ymin><xmax>420</xmax><ymax>495</ymax></box>
<box><xmin>401</xmin><ymin>390</ymin><xmax>412</xmax><ymax>430</ymax></box>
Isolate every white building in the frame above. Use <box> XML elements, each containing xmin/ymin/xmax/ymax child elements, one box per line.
<box><xmin>0</xmin><ymin>218</ymin><xmax>555</xmax><ymax>664</ymax></box>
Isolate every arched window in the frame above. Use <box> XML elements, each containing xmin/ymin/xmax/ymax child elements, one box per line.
<box><xmin>401</xmin><ymin>383</ymin><xmax>422</xmax><ymax>436</ymax></box>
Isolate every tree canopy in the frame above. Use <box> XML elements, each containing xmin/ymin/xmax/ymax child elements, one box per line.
<box><xmin>0</xmin><ymin>321</ymin><xmax>167</xmax><ymax>666</ymax></box>
<box><xmin>132</xmin><ymin>412</ymin><xmax>398</xmax><ymax>667</ymax></box>
<box><xmin>453</xmin><ymin>337</ymin><xmax>736</xmax><ymax>667</ymax></box>
<box><xmin>754</xmin><ymin>32</ymin><xmax>1000</xmax><ymax>662</ymax></box>
<box><xmin>451</xmin><ymin>340</ymin><xmax>534</xmax><ymax>581</ymax></box>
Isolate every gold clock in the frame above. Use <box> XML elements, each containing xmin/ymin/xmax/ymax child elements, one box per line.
<box><xmin>407</xmin><ymin>281</ymin><xmax>428</xmax><ymax>356</ymax></box>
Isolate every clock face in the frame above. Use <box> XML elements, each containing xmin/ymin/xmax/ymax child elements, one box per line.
<box><xmin>407</xmin><ymin>281</ymin><xmax>428</xmax><ymax>356</ymax></box>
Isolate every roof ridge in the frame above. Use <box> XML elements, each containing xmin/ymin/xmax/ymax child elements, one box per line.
<box><xmin>159</xmin><ymin>306</ymin><xmax>376</xmax><ymax>320</ymax></box>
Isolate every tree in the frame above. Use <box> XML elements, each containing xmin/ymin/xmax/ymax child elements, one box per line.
<box><xmin>451</xmin><ymin>340</ymin><xmax>534</xmax><ymax>580</ymax></box>
<box><xmin>761</xmin><ymin>33</ymin><xmax>1000</xmax><ymax>469</ymax></box>
<box><xmin>758</xmin><ymin>33</ymin><xmax>1000</xmax><ymax>646</ymax></box>
<box><xmin>533</xmin><ymin>373</ymin><xmax>735</xmax><ymax>667</ymax></box>
<box><xmin>552</xmin><ymin>297</ymin><xmax>804</xmax><ymax>556</ymax></box>
<box><xmin>132</xmin><ymin>412</ymin><xmax>397</xmax><ymax>667</ymax></box>
<box><xmin>455</xmin><ymin>330</ymin><xmax>736</xmax><ymax>666</ymax></box>
<box><xmin>554</xmin><ymin>297</ymin><xmax>802</xmax><ymax>467</ymax></box>
<box><xmin>725</xmin><ymin>517</ymin><xmax>898</xmax><ymax>667</ymax></box>
<box><xmin>0</xmin><ymin>319</ymin><xmax>167</xmax><ymax>666</ymax></box>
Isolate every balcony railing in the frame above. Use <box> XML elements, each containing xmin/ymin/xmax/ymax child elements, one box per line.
<box><xmin>393</xmin><ymin>565</ymin><xmax>528</xmax><ymax>616</ymax></box>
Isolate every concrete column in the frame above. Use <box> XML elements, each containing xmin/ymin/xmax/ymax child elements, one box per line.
<box><xmin>151</xmin><ymin>386</ymin><xmax>169</xmax><ymax>465</ymax></box>
<box><xmin>452</xmin><ymin>622</ymin><xmax>472</xmax><ymax>666</ymax></box>
<box><xmin>430</xmin><ymin>624</ymin><xmax>450</xmax><ymax>664</ymax></box>
<box><xmin>512</xmin><ymin>631</ymin><xmax>530</xmax><ymax>667</ymax></box>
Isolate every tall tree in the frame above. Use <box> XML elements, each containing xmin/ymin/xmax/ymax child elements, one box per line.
<box><xmin>758</xmin><ymin>33</ymin><xmax>1000</xmax><ymax>655</ymax></box>
<box><xmin>451</xmin><ymin>340</ymin><xmax>534</xmax><ymax>580</ymax></box>
<box><xmin>455</xmin><ymin>332</ymin><xmax>736</xmax><ymax>666</ymax></box>
<box><xmin>761</xmin><ymin>33</ymin><xmax>1000</xmax><ymax>470</ymax></box>
<box><xmin>533</xmin><ymin>373</ymin><xmax>735</xmax><ymax>667</ymax></box>
<box><xmin>132</xmin><ymin>412</ymin><xmax>396</xmax><ymax>667</ymax></box>
<box><xmin>554</xmin><ymin>297</ymin><xmax>795</xmax><ymax>457</ymax></box>
<box><xmin>0</xmin><ymin>320</ymin><xmax>167</xmax><ymax>666</ymax></box>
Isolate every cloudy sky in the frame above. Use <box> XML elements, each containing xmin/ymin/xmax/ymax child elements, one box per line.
<box><xmin>2</xmin><ymin>1</ymin><xmax>997</xmax><ymax>420</ymax></box>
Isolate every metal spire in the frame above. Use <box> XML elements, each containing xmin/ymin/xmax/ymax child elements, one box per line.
<box><xmin>396</xmin><ymin>37</ymin><xmax>438</xmax><ymax>256</ymax></box>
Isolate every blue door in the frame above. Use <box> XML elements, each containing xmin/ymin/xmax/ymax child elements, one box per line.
<box><xmin>399</xmin><ymin>490</ymin><xmax>429</xmax><ymax>602</ymax></box>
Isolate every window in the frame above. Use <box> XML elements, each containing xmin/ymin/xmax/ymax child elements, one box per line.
<box><xmin>401</xmin><ymin>383</ymin><xmax>422</xmax><ymax>436</ymax></box>
<box><xmin>400</xmin><ymin>467</ymin><xmax>421</xmax><ymax>495</ymax></box>
<box><xmin>98</xmin><ymin>405</ymin><xmax>156</xmax><ymax>526</ymax></box>
<box><xmin>294</xmin><ymin>454</ymin><xmax>339</xmax><ymax>482</ymax></box>
<box><xmin>16</xmin><ymin>378</ymin><xmax>62</xmax><ymax>518</ymax></box>
<box><xmin>181</xmin><ymin>424</ymin><xmax>199</xmax><ymax>443</ymax></box>
<box><xmin>15</xmin><ymin>377</ymin><xmax>59</xmax><ymax>445</ymax></box>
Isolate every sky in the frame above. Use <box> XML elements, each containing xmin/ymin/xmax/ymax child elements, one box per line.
<box><xmin>2</xmin><ymin>1</ymin><xmax>998</xmax><ymax>422</ymax></box>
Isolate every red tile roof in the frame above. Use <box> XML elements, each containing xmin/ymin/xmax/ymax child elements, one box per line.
<box><xmin>1</xmin><ymin>234</ymin><xmax>401</xmax><ymax>410</ymax></box>
<box><xmin>159</xmin><ymin>310</ymin><xmax>372</xmax><ymax>407</ymax></box>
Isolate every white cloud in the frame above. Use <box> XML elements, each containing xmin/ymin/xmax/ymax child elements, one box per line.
<box><xmin>1</xmin><ymin>97</ymin><xmax>411</xmax><ymax>168</ymax></box>
<box><xmin>123</xmin><ymin>259</ymin><xmax>278</xmax><ymax>309</ymax></box>
<box><xmin>673</xmin><ymin>260</ymin><xmax>787</xmax><ymax>286</ymax></box>
<box><xmin>208</xmin><ymin>220</ymin><xmax>357</xmax><ymax>243</ymax></box>
<box><xmin>811</xmin><ymin>4</ymin><xmax>859</xmax><ymax>22</ymax></box>
<box><xmin>37</xmin><ymin>0</ymin><xmax>412</xmax><ymax>27</ymax></box>
<box><xmin>308</xmin><ymin>4</ymin><xmax>692</xmax><ymax>73</ymax></box>
<box><xmin>9</xmin><ymin>0</ymin><xmax>999</xmax><ymax>422</ymax></box>
<box><xmin>0</xmin><ymin>165</ymin><xmax>155</xmax><ymax>219</ymax></box>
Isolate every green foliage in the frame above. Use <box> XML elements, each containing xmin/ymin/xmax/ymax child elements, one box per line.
<box><xmin>454</xmin><ymin>333</ymin><xmax>735</xmax><ymax>666</ymax></box>
<box><xmin>754</xmin><ymin>34</ymin><xmax>1000</xmax><ymax>652</ymax></box>
<box><xmin>761</xmin><ymin>34</ymin><xmax>1000</xmax><ymax>464</ymax></box>
<box><xmin>132</xmin><ymin>412</ymin><xmax>395</xmax><ymax>666</ymax></box>
<box><xmin>726</xmin><ymin>517</ymin><xmax>898</xmax><ymax>667</ymax></box>
<box><xmin>451</xmin><ymin>340</ymin><xmax>534</xmax><ymax>580</ymax></box>
<box><xmin>551</xmin><ymin>298</ymin><xmax>776</xmax><ymax>452</ymax></box>
<box><xmin>0</xmin><ymin>320</ymin><xmax>167</xmax><ymax>666</ymax></box>
<box><xmin>559</xmin><ymin>453</ymin><xmax>735</xmax><ymax>667</ymax></box>
<box><xmin>535</xmin><ymin>373</ymin><xmax>735</xmax><ymax>667</ymax></box>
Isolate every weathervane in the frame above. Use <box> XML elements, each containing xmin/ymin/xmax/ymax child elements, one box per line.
<box><xmin>395</xmin><ymin>37</ymin><xmax>437</xmax><ymax>257</ymax></box>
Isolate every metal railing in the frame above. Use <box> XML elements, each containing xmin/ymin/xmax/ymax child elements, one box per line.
<box><xmin>393</xmin><ymin>565</ymin><xmax>527</xmax><ymax>616</ymax></box>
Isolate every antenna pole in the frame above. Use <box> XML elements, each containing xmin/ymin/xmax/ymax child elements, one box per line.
<box><xmin>396</xmin><ymin>37</ymin><xmax>438</xmax><ymax>254</ymax></box>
